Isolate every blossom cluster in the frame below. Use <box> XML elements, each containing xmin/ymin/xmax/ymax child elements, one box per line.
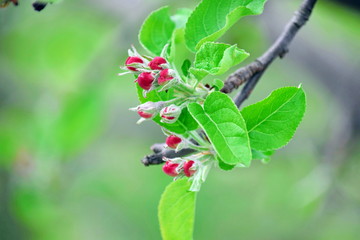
<box><xmin>122</xmin><ymin>47</ymin><xmax>184</xmax><ymax>124</ymax></box>
<box><xmin>162</xmin><ymin>159</ymin><xmax>196</xmax><ymax>177</ymax></box>
<box><xmin>121</xmin><ymin>46</ymin><xmax>214</xmax><ymax>191</ymax></box>
<box><xmin>121</xmin><ymin>46</ymin><xmax>178</xmax><ymax>92</ymax></box>
<box><xmin>162</xmin><ymin>152</ymin><xmax>213</xmax><ymax>192</ymax></box>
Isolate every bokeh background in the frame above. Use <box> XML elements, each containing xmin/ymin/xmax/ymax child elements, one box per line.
<box><xmin>1</xmin><ymin>0</ymin><xmax>360</xmax><ymax>239</ymax></box>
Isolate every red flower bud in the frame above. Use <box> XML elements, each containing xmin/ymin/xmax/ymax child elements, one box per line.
<box><xmin>125</xmin><ymin>56</ymin><xmax>144</xmax><ymax>71</ymax></box>
<box><xmin>148</xmin><ymin>57</ymin><xmax>167</xmax><ymax>70</ymax></box>
<box><xmin>162</xmin><ymin>161</ymin><xmax>179</xmax><ymax>177</ymax></box>
<box><xmin>163</xmin><ymin>116</ymin><xmax>175</xmax><ymax>120</ymax></box>
<box><xmin>130</xmin><ymin>101</ymin><xmax>166</xmax><ymax>123</ymax></box>
<box><xmin>166</xmin><ymin>135</ymin><xmax>182</xmax><ymax>149</ymax></box>
<box><xmin>137</xmin><ymin>111</ymin><xmax>153</xmax><ymax>119</ymax></box>
<box><xmin>183</xmin><ymin>160</ymin><xmax>196</xmax><ymax>177</ymax></box>
<box><xmin>136</xmin><ymin>72</ymin><xmax>154</xmax><ymax>90</ymax></box>
<box><xmin>158</xmin><ymin>69</ymin><xmax>175</xmax><ymax>85</ymax></box>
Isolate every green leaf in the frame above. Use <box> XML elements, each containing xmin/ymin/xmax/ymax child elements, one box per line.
<box><xmin>181</xmin><ymin>59</ymin><xmax>191</xmax><ymax>77</ymax></box>
<box><xmin>217</xmin><ymin>156</ymin><xmax>236</xmax><ymax>171</ymax></box>
<box><xmin>241</xmin><ymin>86</ymin><xmax>306</xmax><ymax>151</ymax></box>
<box><xmin>171</xmin><ymin>8</ymin><xmax>193</xmax><ymax>29</ymax></box>
<box><xmin>168</xmin><ymin>28</ymin><xmax>187</xmax><ymax>70</ymax></box>
<box><xmin>251</xmin><ymin>149</ymin><xmax>274</xmax><ymax>163</ymax></box>
<box><xmin>212</xmin><ymin>79</ymin><xmax>225</xmax><ymax>91</ymax></box>
<box><xmin>190</xmin><ymin>42</ymin><xmax>249</xmax><ymax>80</ymax></box>
<box><xmin>137</xmin><ymin>83</ymin><xmax>173</xmax><ymax>103</ymax></box>
<box><xmin>185</xmin><ymin>0</ymin><xmax>267</xmax><ymax>51</ymax></box>
<box><xmin>159</xmin><ymin>179</ymin><xmax>196</xmax><ymax>240</ymax></box>
<box><xmin>168</xmin><ymin>9</ymin><xmax>192</xmax><ymax>73</ymax></box>
<box><xmin>136</xmin><ymin>86</ymin><xmax>198</xmax><ymax>134</ymax></box>
<box><xmin>188</xmin><ymin>91</ymin><xmax>251</xmax><ymax>166</ymax></box>
<box><xmin>139</xmin><ymin>6</ymin><xmax>176</xmax><ymax>55</ymax></box>
<box><xmin>169</xmin><ymin>8</ymin><xmax>192</xmax><ymax>60</ymax></box>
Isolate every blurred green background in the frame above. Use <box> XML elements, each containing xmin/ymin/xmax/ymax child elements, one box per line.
<box><xmin>1</xmin><ymin>0</ymin><xmax>360</xmax><ymax>239</ymax></box>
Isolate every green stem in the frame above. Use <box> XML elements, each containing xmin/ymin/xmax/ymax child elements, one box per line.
<box><xmin>188</xmin><ymin>131</ymin><xmax>208</xmax><ymax>147</ymax></box>
<box><xmin>187</xmin><ymin>143</ymin><xmax>210</xmax><ymax>152</ymax></box>
<box><xmin>173</xmin><ymin>83</ymin><xmax>195</xmax><ymax>95</ymax></box>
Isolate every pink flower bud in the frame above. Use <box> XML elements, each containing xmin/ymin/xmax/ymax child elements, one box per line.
<box><xmin>125</xmin><ymin>56</ymin><xmax>144</xmax><ymax>71</ymax></box>
<box><xmin>136</xmin><ymin>72</ymin><xmax>154</xmax><ymax>90</ymax></box>
<box><xmin>160</xmin><ymin>104</ymin><xmax>181</xmax><ymax>124</ymax></box>
<box><xmin>148</xmin><ymin>57</ymin><xmax>167</xmax><ymax>70</ymax></box>
<box><xmin>130</xmin><ymin>101</ymin><xmax>165</xmax><ymax>120</ymax></box>
<box><xmin>158</xmin><ymin>69</ymin><xmax>175</xmax><ymax>85</ymax></box>
<box><xmin>183</xmin><ymin>160</ymin><xmax>196</xmax><ymax>177</ymax></box>
<box><xmin>166</xmin><ymin>135</ymin><xmax>182</xmax><ymax>149</ymax></box>
<box><xmin>162</xmin><ymin>161</ymin><xmax>179</xmax><ymax>177</ymax></box>
<box><xmin>138</xmin><ymin>111</ymin><xmax>153</xmax><ymax>119</ymax></box>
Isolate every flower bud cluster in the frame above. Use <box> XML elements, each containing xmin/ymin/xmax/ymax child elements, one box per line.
<box><xmin>130</xmin><ymin>101</ymin><xmax>183</xmax><ymax>124</ymax></box>
<box><xmin>121</xmin><ymin>46</ymin><xmax>177</xmax><ymax>92</ymax></box>
<box><xmin>162</xmin><ymin>158</ymin><xmax>197</xmax><ymax>178</ymax></box>
<box><xmin>162</xmin><ymin>153</ymin><xmax>214</xmax><ymax>192</ymax></box>
<box><xmin>124</xmin><ymin>46</ymin><xmax>185</xmax><ymax>124</ymax></box>
<box><xmin>122</xmin><ymin>45</ymin><xmax>215</xmax><ymax>192</ymax></box>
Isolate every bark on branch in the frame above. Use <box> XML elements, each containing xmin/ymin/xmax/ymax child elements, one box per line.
<box><xmin>221</xmin><ymin>0</ymin><xmax>317</xmax><ymax>107</ymax></box>
<box><xmin>141</xmin><ymin>144</ymin><xmax>196</xmax><ymax>166</ymax></box>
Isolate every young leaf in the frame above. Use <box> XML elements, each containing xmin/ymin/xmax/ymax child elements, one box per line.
<box><xmin>190</xmin><ymin>42</ymin><xmax>249</xmax><ymax>80</ymax></box>
<box><xmin>212</xmin><ymin>79</ymin><xmax>225</xmax><ymax>91</ymax></box>
<box><xmin>137</xmin><ymin>84</ymin><xmax>173</xmax><ymax>104</ymax></box>
<box><xmin>136</xmin><ymin>86</ymin><xmax>198</xmax><ymax>134</ymax></box>
<box><xmin>241</xmin><ymin>86</ymin><xmax>306</xmax><ymax>151</ymax></box>
<box><xmin>169</xmin><ymin>28</ymin><xmax>186</xmax><ymax>64</ymax></box>
<box><xmin>171</xmin><ymin>8</ymin><xmax>192</xmax><ymax>29</ymax></box>
<box><xmin>139</xmin><ymin>6</ymin><xmax>176</xmax><ymax>55</ymax></box>
<box><xmin>168</xmin><ymin>9</ymin><xmax>192</xmax><ymax>67</ymax></box>
<box><xmin>185</xmin><ymin>0</ymin><xmax>267</xmax><ymax>51</ymax></box>
<box><xmin>188</xmin><ymin>91</ymin><xmax>251</xmax><ymax>166</ymax></box>
<box><xmin>168</xmin><ymin>9</ymin><xmax>192</xmax><ymax>70</ymax></box>
<box><xmin>159</xmin><ymin>179</ymin><xmax>196</xmax><ymax>240</ymax></box>
<box><xmin>217</xmin><ymin>156</ymin><xmax>236</xmax><ymax>171</ymax></box>
<box><xmin>181</xmin><ymin>59</ymin><xmax>191</xmax><ymax>77</ymax></box>
<box><xmin>251</xmin><ymin>149</ymin><xmax>274</xmax><ymax>163</ymax></box>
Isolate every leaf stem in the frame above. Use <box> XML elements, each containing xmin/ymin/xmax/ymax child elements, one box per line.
<box><xmin>188</xmin><ymin>131</ymin><xmax>208</xmax><ymax>147</ymax></box>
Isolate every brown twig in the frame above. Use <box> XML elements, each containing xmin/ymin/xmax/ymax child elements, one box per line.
<box><xmin>221</xmin><ymin>0</ymin><xmax>318</xmax><ymax>107</ymax></box>
<box><xmin>141</xmin><ymin>143</ymin><xmax>196</xmax><ymax>166</ymax></box>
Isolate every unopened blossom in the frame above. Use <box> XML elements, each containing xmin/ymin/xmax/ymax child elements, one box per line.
<box><xmin>129</xmin><ymin>101</ymin><xmax>165</xmax><ymax>124</ymax></box>
<box><xmin>125</xmin><ymin>56</ymin><xmax>144</xmax><ymax>71</ymax></box>
<box><xmin>136</xmin><ymin>72</ymin><xmax>155</xmax><ymax>90</ymax></box>
<box><xmin>158</xmin><ymin>69</ymin><xmax>175</xmax><ymax>85</ymax></box>
<box><xmin>183</xmin><ymin>160</ymin><xmax>196</xmax><ymax>177</ymax></box>
<box><xmin>148</xmin><ymin>57</ymin><xmax>167</xmax><ymax>70</ymax></box>
<box><xmin>162</xmin><ymin>161</ymin><xmax>180</xmax><ymax>177</ymax></box>
<box><xmin>165</xmin><ymin>135</ymin><xmax>182</xmax><ymax>149</ymax></box>
<box><xmin>160</xmin><ymin>104</ymin><xmax>181</xmax><ymax>124</ymax></box>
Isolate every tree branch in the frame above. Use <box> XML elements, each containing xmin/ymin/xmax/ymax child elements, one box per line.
<box><xmin>141</xmin><ymin>143</ymin><xmax>196</xmax><ymax>166</ymax></box>
<box><xmin>221</xmin><ymin>0</ymin><xmax>317</xmax><ymax>107</ymax></box>
<box><xmin>142</xmin><ymin>0</ymin><xmax>318</xmax><ymax>166</ymax></box>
